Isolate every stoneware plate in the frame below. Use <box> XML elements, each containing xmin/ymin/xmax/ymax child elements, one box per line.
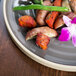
<box><xmin>3</xmin><ymin>0</ymin><xmax>76</xmax><ymax>72</ymax></box>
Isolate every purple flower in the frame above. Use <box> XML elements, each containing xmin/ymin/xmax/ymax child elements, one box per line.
<box><xmin>58</xmin><ymin>15</ymin><xmax>76</xmax><ymax>47</ymax></box>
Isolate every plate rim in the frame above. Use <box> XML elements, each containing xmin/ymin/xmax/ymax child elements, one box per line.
<box><xmin>3</xmin><ymin>0</ymin><xmax>76</xmax><ymax>72</ymax></box>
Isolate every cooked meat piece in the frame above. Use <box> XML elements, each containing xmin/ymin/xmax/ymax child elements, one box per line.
<box><xmin>25</xmin><ymin>27</ymin><xmax>57</xmax><ymax>40</ymax></box>
<box><xmin>36</xmin><ymin>0</ymin><xmax>52</xmax><ymax>26</ymax></box>
<box><xmin>54</xmin><ymin>12</ymin><xmax>76</xmax><ymax>29</ymax></box>
<box><xmin>18</xmin><ymin>15</ymin><xmax>36</xmax><ymax>28</ymax></box>
<box><xmin>36</xmin><ymin>33</ymin><xmax>50</xmax><ymax>50</ymax></box>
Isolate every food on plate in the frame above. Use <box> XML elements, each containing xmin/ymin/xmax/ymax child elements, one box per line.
<box><xmin>36</xmin><ymin>33</ymin><xmax>50</xmax><ymax>50</ymax></box>
<box><xmin>62</xmin><ymin>0</ymin><xmax>71</xmax><ymax>12</ymax></box>
<box><xmin>13</xmin><ymin>0</ymin><xmax>76</xmax><ymax>50</ymax></box>
<box><xmin>33</xmin><ymin>0</ymin><xmax>43</xmax><ymax>4</ymax></box>
<box><xmin>54</xmin><ymin>12</ymin><xmax>76</xmax><ymax>29</ymax></box>
<box><xmin>13</xmin><ymin>4</ymin><xmax>69</xmax><ymax>12</ymax></box>
<box><xmin>18</xmin><ymin>15</ymin><xmax>36</xmax><ymax>28</ymax></box>
<box><xmin>46</xmin><ymin>0</ymin><xmax>62</xmax><ymax>28</ymax></box>
<box><xmin>36</xmin><ymin>0</ymin><xmax>52</xmax><ymax>26</ymax></box>
<box><xmin>58</xmin><ymin>16</ymin><xmax>76</xmax><ymax>47</ymax></box>
<box><xmin>25</xmin><ymin>27</ymin><xmax>57</xmax><ymax>41</ymax></box>
<box><xmin>69</xmin><ymin>0</ymin><xmax>76</xmax><ymax>13</ymax></box>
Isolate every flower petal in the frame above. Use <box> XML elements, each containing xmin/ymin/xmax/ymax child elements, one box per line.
<box><xmin>72</xmin><ymin>31</ymin><xmax>76</xmax><ymax>47</ymax></box>
<box><xmin>58</xmin><ymin>27</ymin><xmax>71</xmax><ymax>41</ymax></box>
<box><xmin>63</xmin><ymin>15</ymin><xmax>72</xmax><ymax>27</ymax></box>
<box><xmin>71</xmin><ymin>17</ymin><xmax>76</xmax><ymax>24</ymax></box>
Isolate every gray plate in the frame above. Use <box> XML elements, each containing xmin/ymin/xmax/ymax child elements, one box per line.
<box><xmin>3</xmin><ymin>0</ymin><xmax>76</xmax><ymax>72</ymax></box>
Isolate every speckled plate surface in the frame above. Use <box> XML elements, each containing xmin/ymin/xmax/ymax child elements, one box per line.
<box><xmin>3</xmin><ymin>0</ymin><xmax>76</xmax><ymax>72</ymax></box>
